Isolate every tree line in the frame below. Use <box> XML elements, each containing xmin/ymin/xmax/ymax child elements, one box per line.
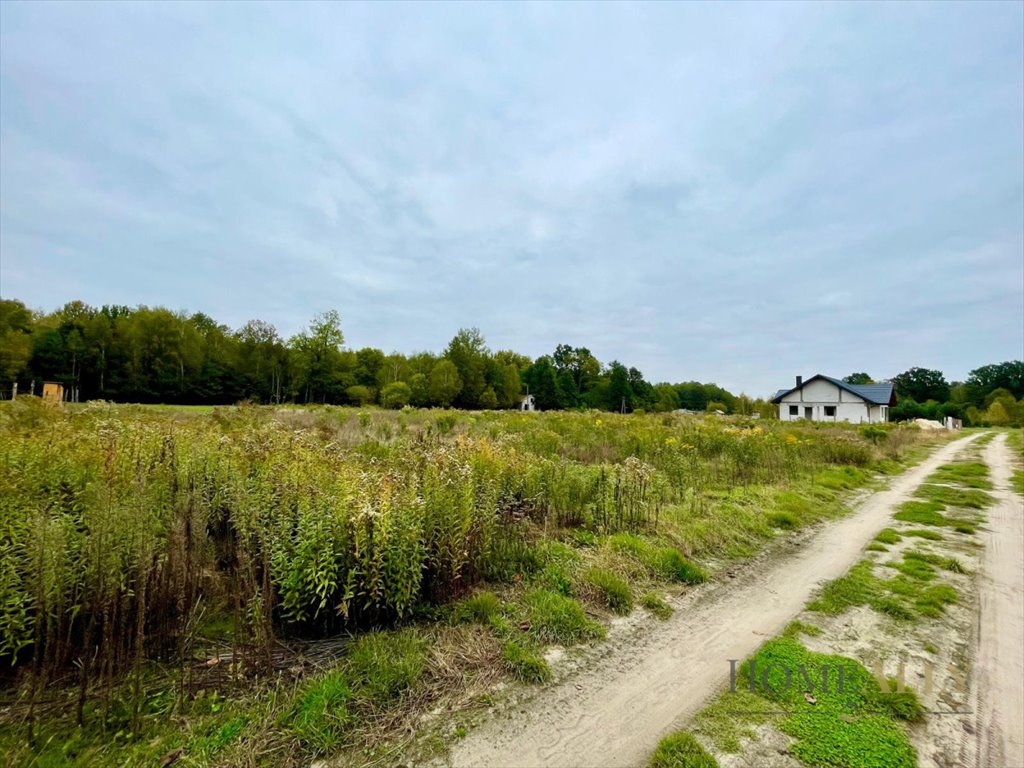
<box><xmin>3</xmin><ymin>299</ymin><xmax>1018</xmax><ymax>422</ymax></box>
<box><xmin>0</xmin><ymin>299</ymin><xmax>763</xmax><ymax>413</ymax></box>
<box><xmin>844</xmin><ymin>363</ymin><xmax>1024</xmax><ymax>427</ymax></box>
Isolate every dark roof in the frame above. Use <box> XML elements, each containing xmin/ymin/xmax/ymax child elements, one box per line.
<box><xmin>771</xmin><ymin>375</ymin><xmax>895</xmax><ymax>406</ymax></box>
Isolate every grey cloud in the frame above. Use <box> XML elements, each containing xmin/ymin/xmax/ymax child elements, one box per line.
<box><xmin>1</xmin><ymin>1</ymin><xmax>1021</xmax><ymax>396</ymax></box>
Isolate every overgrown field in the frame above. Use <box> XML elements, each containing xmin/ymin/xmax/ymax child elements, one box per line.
<box><xmin>0</xmin><ymin>400</ymin><xmax>943</xmax><ymax>766</ymax></box>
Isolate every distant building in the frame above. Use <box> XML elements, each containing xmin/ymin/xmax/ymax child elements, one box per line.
<box><xmin>772</xmin><ymin>375</ymin><xmax>895</xmax><ymax>424</ymax></box>
<box><xmin>520</xmin><ymin>394</ymin><xmax>536</xmax><ymax>412</ymax></box>
<box><xmin>42</xmin><ymin>381</ymin><xmax>64</xmax><ymax>404</ymax></box>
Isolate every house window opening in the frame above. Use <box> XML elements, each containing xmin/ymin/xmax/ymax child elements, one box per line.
<box><xmin>789</xmin><ymin>405</ymin><xmax>799</xmax><ymax>416</ymax></box>
<box><xmin>824</xmin><ymin>406</ymin><xmax>836</xmax><ymax>417</ymax></box>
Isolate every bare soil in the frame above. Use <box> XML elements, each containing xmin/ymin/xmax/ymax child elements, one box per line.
<box><xmin>440</xmin><ymin>435</ymin><xmax>980</xmax><ymax>768</ymax></box>
<box><xmin>973</xmin><ymin>434</ymin><xmax>1023</xmax><ymax>768</ymax></box>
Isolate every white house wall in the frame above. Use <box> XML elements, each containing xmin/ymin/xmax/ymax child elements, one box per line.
<box><xmin>776</xmin><ymin>379</ymin><xmax>887</xmax><ymax>423</ymax></box>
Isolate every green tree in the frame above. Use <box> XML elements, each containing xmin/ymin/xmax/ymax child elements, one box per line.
<box><xmin>290</xmin><ymin>310</ymin><xmax>345</xmax><ymax>403</ymax></box>
<box><xmin>354</xmin><ymin>347</ymin><xmax>385</xmax><ymax>388</ymax></box>
<box><xmin>891</xmin><ymin>367</ymin><xmax>949</xmax><ymax>403</ymax></box>
<box><xmin>607</xmin><ymin>362</ymin><xmax>633</xmax><ymax>413</ymax></box>
<box><xmin>380</xmin><ymin>381</ymin><xmax>412</xmax><ymax>409</ymax></box>
<box><xmin>408</xmin><ymin>373</ymin><xmax>430</xmax><ymax>407</ymax></box>
<box><xmin>966</xmin><ymin>361</ymin><xmax>1024</xmax><ymax>403</ymax></box>
<box><xmin>843</xmin><ymin>373</ymin><xmax>873</xmax><ymax>384</ymax></box>
<box><xmin>429</xmin><ymin>359</ymin><xmax>462</xmax><ymax>407</ymax></box>
<box><xmin>985</xmin><ymin>400</ymin><xmax>1010</xmax><ymax>426</ymax></box>
<box><xmin>445</xmin><ymin>328</ymin><xmax>489</xmax><ymax>408</ymax></box>
<box><xmin>523</xmin><ymin>356</ymin><xmax>560</xmax><ymax>410</ymax></box>
<box><xmin>478</xmin><ymin>387</ymin><xmax>498</xmax><ymax>409</ymax></box>
<box><xmin>237</xmin><ymin>319</ymin><xmax>286</xmax><ymax>403</ymax></box>
<box><xmin>0</xmin><ymin>299</ymin><xmax>33</xmax><ymax>394</ymax></box>
<box><xmin>652</xmin><ymin>383</ymin><xmax>679</xmax><ymax>412</ymax></box>
<box><xmin>983</xmin><ymin>387</ymin><xmax>1015</xmax><ymax>408</ymax></box>
<box><xmin>552</xmin><ymin>344</ymin><xmax>601</xmax><ymax>406</ymax></box>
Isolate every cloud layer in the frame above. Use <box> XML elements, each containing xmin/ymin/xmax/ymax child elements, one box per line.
<box><xmin>2</xmin><ymin>2</ymin><xmax>1021</xmax><ymax>395</ymax></box>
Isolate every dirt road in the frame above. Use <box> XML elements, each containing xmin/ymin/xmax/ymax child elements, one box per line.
<box><xmin>443</xmin><ymin>435</ymin><xmax>980</xmax><ymax>768</ymax></box>
<box><xmin>973</xmin><ymin>434</ymin><xmax>1023</xmax><ymax>768</ymax></box>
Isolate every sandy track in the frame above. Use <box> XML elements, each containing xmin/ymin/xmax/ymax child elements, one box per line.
<box><xmin>443</xmin><ymin>435</ymin><xmax>979</xmax><ymax>768</ymax></box>
<box><xmin>973</xmin><ymin>434</ymin><xmax>1024</xmax><ymax>768</ymax></box>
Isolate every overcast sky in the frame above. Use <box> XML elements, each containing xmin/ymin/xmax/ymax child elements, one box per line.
<box><xmin>1</xmin><ymin>2</ymin><xmax>1021</xmax><ymax>396</ymax></box>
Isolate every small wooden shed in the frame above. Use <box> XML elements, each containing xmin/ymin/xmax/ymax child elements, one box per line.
<box><xmin>42</xmin><ymin>381</ymin><xmax>65</xmax><ymax>404</ymax></box>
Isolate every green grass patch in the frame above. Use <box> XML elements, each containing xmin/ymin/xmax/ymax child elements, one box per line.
<box><xmin>807</xmin><ymin>561</ymin><xmax>881</xmax><ymax>615</ymax></box>
<box><xmin>693</xmin><ymin>687</ymin><xmax>774</xmax><ymax>753</ymax></box>
<box><xmin>894</xmin><ymin>501</ymin><xmax>977</xmax><ymax>533</ymax></box>
<box><xmin>874</xmin><ymin>528</ymin><xmax>902</xmax><ymax>544</ymax></box>
<box><xmin>914</xmin><ymin>484</ymin><xmax>994</xmax><ymax>509</ymax></box>
<box><xmin>345</xmin><ymin>629</ymin><xmax>428</xmax><ymax>704</ymax></box>
<box><xmin>501</xmin><ymin>641</ymin><xmax>552</xmax><ymax>683</ymax></box>
<box><xmin>452</xmin><ymin>591</ymin><xmax>502</xmax><ymax>624</ymax></box>
<box><xmin>942</xmin><ymin>557</ymin><xmax>968</xmax><ymax>574</ymax></box>
<box><xmin>281</xmin><ymin>629</ymin><xmax>428</xmax><ymax>751</ymax></box>
<box><xmin>608</xmin><ymin>534</ymin><xmax>708</xmax><ymax>584</ymax></box>
<box><xmin>640</xmin><ymin>592</ymin><xmax>673</xmax><ymax>620</ymax></box>
<box><xmin>783</xmin><ymin>620</ymin><xmax>822</xmax><ymax>638</ymax></box>
<box><xmin>914</xmin><ymin>584</ymin><xmax>958</xmax><ymax>618</ymax></box>
<box><xmin>282</xmin><ymin>671</ymin><xmax>354</xmax><ymax>752</ymax></box>
<box><xmin>1011</xmin><ymin>469</ymin><xmax>1024</xmax><ymax>495</ymax></box>
<box><xmin>525</xmin><ymin>589</ymin><xmax>605</xmax><ymax>645</ymax></box>
<box><xmin>814</xmin><ymin>466</ymin><xmax>869</xmax><ymax>490</ymax></box>
<box><xmin>808</xmin><ymin>555</ymin><xmax>958</xmax><ymax>620</ymax></box>
<box><xmin>926</xmin><ymin>462</ymin><xmax>992</xmax><ymax>489</ymax></box>
<box><xmin>905</xmin><ymin>529</ymin><xmax>943</xmax><ymax>541</ymax></box>
<box><xmin>739</xmin><ymin>637</ymin><xmax>917</xmax><ymax>768</ymax></box>
<box><xmin>649</xmin><ymin>730</ymin><xmax>718</xmax><ymax>768</ymax></box>
<box><xmin>766</xmin><ymin>510</ymin><xmax>797</xmax><ymax>529</ymax></box>
<box><xmin>584</xmin><ymin>568</ymin><xmax>633</xmax><ymax>614</ymax></box>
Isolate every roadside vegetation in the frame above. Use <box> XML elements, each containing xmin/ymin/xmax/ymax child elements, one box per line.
<box><xmin>0</xmin><ymin>400</ymin><xmax>944</xmax><ymax>766</ymax></box>
<box><xmin>669</xmin><ymin>444</ymin><xmax>993</xmax><ymax>768</ymax></box>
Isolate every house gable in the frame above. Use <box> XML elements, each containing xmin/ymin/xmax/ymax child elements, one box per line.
<box><xmin>776</xmin><ymin>378</ymin><xmax>866</xmax><ymax>404</ymax></box>
<box><xmin>771</xmin><ymin>375</ymin><xmax>894</xmax><ymax>406</ymax></box>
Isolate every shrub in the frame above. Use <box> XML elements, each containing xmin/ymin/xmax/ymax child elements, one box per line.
<box><xmin>380</xmin><ymin>381</ymin><xmax>412</xmax><ymax>409</ymax></box>
<box><xmin>346</xmin><ymin>385</ymin><xmax>374</xmax><ymax>406</ymax></box>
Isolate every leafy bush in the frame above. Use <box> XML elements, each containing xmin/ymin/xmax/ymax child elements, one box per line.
<box><xmin>380</xmin><ymin>381</ymin><xmax>412</xmax><ymax>409</ymax></box>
